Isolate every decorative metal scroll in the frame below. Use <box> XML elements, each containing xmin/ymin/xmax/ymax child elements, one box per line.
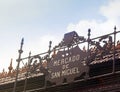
<box><xmin>28</xmin><ymin>55</ymin><xmax>48</xmax><ymax>75</ymax></box>
<box><xmin>61</xmin><ymin>31</ymin><xmax>86</xmax><ymax>47</ymax></box>
<box><xmin>28</xmin><ymin>55</ymin><xmax>42</xmax><ymax>74</ymax></box>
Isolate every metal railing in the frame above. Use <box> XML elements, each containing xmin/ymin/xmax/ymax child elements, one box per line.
<box><xmin>3</xmin><ymin>27</ymin><xmax>119</xmax><ymax>92</ymax></box>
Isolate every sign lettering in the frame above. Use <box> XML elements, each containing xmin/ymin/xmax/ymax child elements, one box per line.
<box><xmin>53</xmin><ymin>54</ymin><xmax>80</xmax><ymax>66</ymax></box>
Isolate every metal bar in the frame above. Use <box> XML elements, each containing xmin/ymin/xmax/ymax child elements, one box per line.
<box><xmin>13</xmin><ymin>38</ymin><xmax>24</xmax><ymax>92</ymax></box>
<box><xmin>87</xmin><ymin>29</ymin><xmax>91</xmax><ymax>65</ymax></box>
<box><xmin>113</xmin><ymin>26</ymin><xmax>117</xmax><ymax>73</ymax></box>
<box><xmin>23</xmin><ymin>52</ymin><xmax>31</xmax><ymax>92</ymax></box>
<box><xmin>91</xmin><ymin>30</ymin><xmax>120</xmax><ymax>40</ymax></box>
<box><xmin>21</xmin><ymin>51</ymin><xmax>48</xmax><ymax>60</ymax></box>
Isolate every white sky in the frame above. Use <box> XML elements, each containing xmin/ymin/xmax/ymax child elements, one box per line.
<box><xmin>0</xmin><ymin>0</ymin><xmax>120</xmax><ymax>72</ymax></box>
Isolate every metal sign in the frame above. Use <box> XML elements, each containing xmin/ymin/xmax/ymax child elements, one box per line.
<box><xmin>46</xmin><ymin>46</ymin><xmax>89</xmax><ymax>85</ymax></box>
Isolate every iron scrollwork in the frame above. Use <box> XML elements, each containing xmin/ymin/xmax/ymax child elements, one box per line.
<box><xmin>28</xmin><ymin>55</ymin><xmax>48</xmax><ymax>75</ymax></box>
<box><xmin>28</xmin><ymin>55</ymin><xmax>42</xmax><ymax>74</ymax></box>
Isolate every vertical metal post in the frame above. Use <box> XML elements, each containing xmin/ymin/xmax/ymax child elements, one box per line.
<box><xmin>44</xmin><ymin>41</ymin><xmax>52</xmax><ymax>88</ymax></box>
<box><xmin>87</xmin><ymin>29</ymin><xmax>91</xmax><ymax>65</ymax></box>
<box><xmin>113</xmin><ymin>26</ymin><xmax>116</xmax><ymax>73</ymax></box>
<box><xmin>23</xmin><ymin>51</ymin><xmax>31</xmax><ymax>92</ymax></box>
<box><xmin>13</xmin><ymin>38</ymin><xmax>24</xmax><ymax>92</ymax></box>
<box><xmin>84</xmin><ymin>29</ymin><xmax>91</xmax><ymax>79</ymax></box>
<box><xmin>48</xmin><ymin>41</ymin><xmax>52</xmax><ymax>57</ymax></box>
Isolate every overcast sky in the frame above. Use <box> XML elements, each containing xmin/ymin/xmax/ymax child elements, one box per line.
<box><xmin>0</xmin><ymin>0</ymin><xmax>120</xmax><ymax>72</ymax></box>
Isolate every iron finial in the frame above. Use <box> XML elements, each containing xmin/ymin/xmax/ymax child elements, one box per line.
<box><xmin>88</xmin><ymin>28</ymin><xmax>91</xmax><ymax>37</ymax></box>
<box><xmin>114</xmin><ymin>26</ymin><xmax>116</xmax><ymax>31</ymax></box>
<box><xmin>21</xmin><ymin>38</ymin><xmax>24</xmax><ymax>45</ymax></box>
